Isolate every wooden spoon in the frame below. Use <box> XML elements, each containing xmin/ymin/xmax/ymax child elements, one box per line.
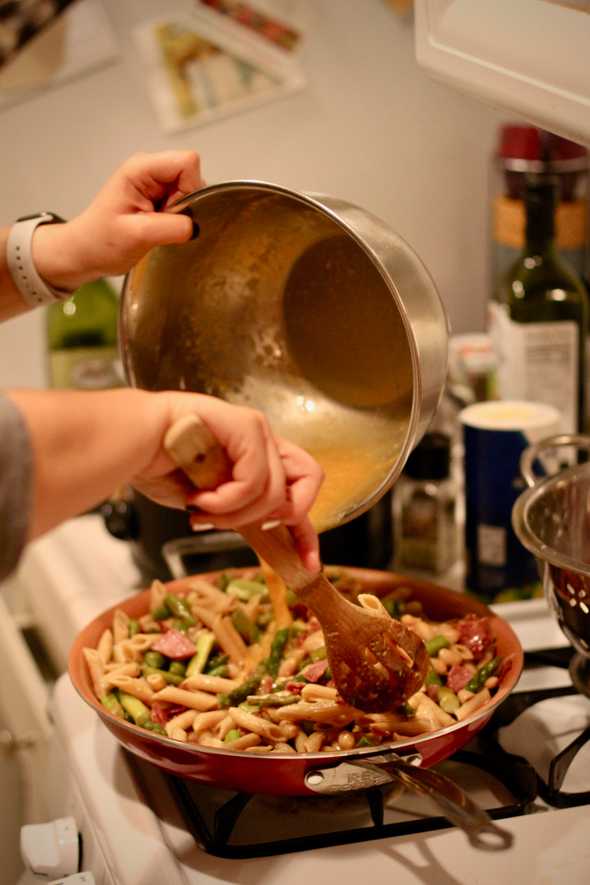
<box><xmin>164</xmin><ymin>415</ymin><xmax>428</xmax><ymax>712</ymax></box>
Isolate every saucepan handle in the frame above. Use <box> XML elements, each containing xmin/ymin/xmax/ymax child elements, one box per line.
<box><xmin>520</xmin><ymin>433</ymin><xmax>590</xmax><ymax>489</ymax></box>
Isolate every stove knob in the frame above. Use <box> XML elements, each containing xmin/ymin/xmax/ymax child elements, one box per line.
<box><xmin>20</xmin><ymin>816</ymin><xmax>80</xmax><ymax>877</ymax></box>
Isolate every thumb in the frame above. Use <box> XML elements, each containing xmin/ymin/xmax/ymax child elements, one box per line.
<box><xmin>126</xmin><ymin>212</ymin><xmax>194</xmax><ymax>249</ymax></box>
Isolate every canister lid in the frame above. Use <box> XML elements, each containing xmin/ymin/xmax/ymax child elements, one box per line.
<box><xmin>404</xmin><ymin>432</ymin><xmax>450</xmax><ymax>481</ymax></box>
<box><xmin>497</xmin><ymin>125</ymin><xmax>587</xmax><ymax>172</ymax></box>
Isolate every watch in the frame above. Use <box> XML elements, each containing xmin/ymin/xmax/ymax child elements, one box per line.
<box><xmin>7</xmin><ymin>212</ymin><xmax>72</xmax><ymax>308</ymax></box>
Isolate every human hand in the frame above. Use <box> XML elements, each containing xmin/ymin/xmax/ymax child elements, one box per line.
<box><xmin>134</xmin><ymin>393</ymin><xmax>324</xmax><ymax>574</ymax></box>
<box><xmin>32</xmin><ymin>150</ymin><xmax>203</xmax><ymax>291</ymax></box>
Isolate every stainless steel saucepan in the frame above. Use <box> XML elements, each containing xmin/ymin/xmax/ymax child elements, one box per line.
<box><xmin>119</xmin><ymin>181</ymin><xmax>449</xmax><ymax>531</ymax></box>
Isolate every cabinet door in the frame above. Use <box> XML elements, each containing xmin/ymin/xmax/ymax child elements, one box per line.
<box><xmin>0</xmin><ymin>593</ymin><xmax>53</xmax><ymax>824</ymax></box>
<box><xmin>415</xmin><ymin>0</ymin><xmax>590</xmax><ymax>143</ymax></box>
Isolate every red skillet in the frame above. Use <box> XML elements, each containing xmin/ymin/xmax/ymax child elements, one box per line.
<box><xmin>69</xmin><ymin>568</ymin><xmax>522</xmax><ymax>848</ymax></box>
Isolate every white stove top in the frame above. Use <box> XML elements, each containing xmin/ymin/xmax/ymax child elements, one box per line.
<box><xmin>17</xmin><ymin>516</ymin><xmax>590</xmax><ymax>885</ymax></box>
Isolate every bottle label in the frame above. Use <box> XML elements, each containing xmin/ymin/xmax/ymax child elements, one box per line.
<box><xmin>488</xmin><ymin>303</ymin><xmax>578</xmax><ymax>432</ymax></box>
<box><xmin>493</xmin><ymin>196</ymin><xmax>588</xmax><ymax>250</ymax></box>
<box><xmin>49</xmin><ymin>347</ymin><xmax>120</xmax><ymax>390</ymax></box>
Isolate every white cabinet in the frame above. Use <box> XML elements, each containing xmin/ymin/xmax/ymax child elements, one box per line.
<box><xmin>415</xmin><ymin>0</ymin><xmax>590</xmax><ymax>144</ymax></box>
<box><xmin>0</xmin><ymin>589</ymin><xmax>54</xmax><ymax>881</ymax></box>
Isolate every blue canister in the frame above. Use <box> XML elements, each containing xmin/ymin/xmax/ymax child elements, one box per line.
<box><xmin>460</xmin><ymin>401</ymin><xmax>560</xmax><ymax>598</ymax></box>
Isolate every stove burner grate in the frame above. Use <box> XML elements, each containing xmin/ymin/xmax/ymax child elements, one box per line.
<box><xmin>166</xmin><ymin>746</ymin><xmax>537</xmax><ymax>860</ymax></box>
<box><xmin>483</xmin><ymin>646</ymin><xmax>590</xmax><ymax>809</ymax></box>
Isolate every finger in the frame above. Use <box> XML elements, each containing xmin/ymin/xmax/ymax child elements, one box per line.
<box><xmin>288</xmin><ymin>519</ymin><xmax>321</xmax><ymax>574</ymax></box>
<box><xmin>125</xmin><ymin>150</ymin><xmax>202</xmax><ymax>194</ymax></box>
<box><xmin>123</xmin><ymin>212</ymin><xmax>193</xmax><ymax>247</ymax></box>
<box><xmin>272</xmin><ymin>439</ymin><xmax>324</xmax><ymax>522</ymax></box>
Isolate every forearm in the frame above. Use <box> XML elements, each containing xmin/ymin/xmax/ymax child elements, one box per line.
<box><xmin>6</xmin><ymin>388</ymin><xmax>168</xmax><ymax>540</ymax></box>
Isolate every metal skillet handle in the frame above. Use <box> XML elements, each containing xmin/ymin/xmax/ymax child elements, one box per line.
<box><xmin>305</xmin><ymin>753</ymin><xmax>512</xmax><ymax>851</ymax></box>
<box><xmin>520</xmin><ymin>433</ymin><xmax>590</xmax><ymax>488</ymax></box>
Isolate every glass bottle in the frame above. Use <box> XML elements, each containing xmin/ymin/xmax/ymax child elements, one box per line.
<box><xmin>393</xmin><ymin>432</ymin><xmax>458</xmax><ymax>575</ymax></box>
<box><xmin>46</xmin><ymin>278</ymin><xmax>121</xmax><ymax>389</ymax></box>
<box><xmin>489</xmin><ymin>175</ymin><xmax>589</xmax><ymax>433</ymax></box>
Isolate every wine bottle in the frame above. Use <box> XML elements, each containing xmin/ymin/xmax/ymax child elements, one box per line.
<box><xmin>46</xmin><ymin>278</ymin><xmax>121</xmax><ymax>389</ymax></box>
<box><xmin>489</xmin><ymin>176</ymin><xmax>588</xmax><ymax>433</ymax></box>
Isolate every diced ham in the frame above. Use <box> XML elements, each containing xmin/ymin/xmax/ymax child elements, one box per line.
<box><xmin>302</xmin><ymin>659</ymin><xmax>329</xmax><ymax>683</ymax></box>
<box><xmin>447</xmin><ymin>663</ymin><xmax>475</xmax><ymax>693</ymax></box>
<box><xmin>150</xmin><ymin>701</ymin><xmax>186</xmax><ymax>724</ymax></box>
<box><xmin>285</xmin><ymin>680</ymin><xmax>304</xmax><ymax>695</ymax></box>
<box><xmin>457</xmin><ymin>615</ymin><xmax>494</xmax><ymax>661</ymax></box>
<box><xmin>152</xmin><ymin>629</ymin><xmax>196</xmax><ymax>660</ymax></box>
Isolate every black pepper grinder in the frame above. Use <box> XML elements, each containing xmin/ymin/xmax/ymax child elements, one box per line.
<box><xmin>393</xmin><ymin>432</ymin><xmax>458</xmax><ymax>575</ymax></box>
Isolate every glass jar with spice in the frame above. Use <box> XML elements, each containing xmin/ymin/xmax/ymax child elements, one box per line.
<box><xmin>393</xmin><ymin>432</ymin><xmax>459</xmax><ymax>576</ymax></box>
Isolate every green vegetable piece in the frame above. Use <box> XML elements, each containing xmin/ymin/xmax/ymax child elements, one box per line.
<box><xmin>357</xmin><ymin>735</ymin><xmax>375</xmax><ymax>747</ymax></box>
<box><xmin>224</xmin><ymin>729</ymin><xmax>242</xmax><ymax>743</ymax></box>
<box><xmin>256</xmin><ymin>610</ymin><xmax>273</xmax><ymax>628</ymax></box>
<box><xmin>217</xmin><ymin>572</ymin><xmax>232</xmax><ymax>591</ymax></box>
<box><xmin>266</xmin><ymin>627</ymin><xmax>290</xmax><ymax>677</ymax></box>
<box><xmin>119</xmin><ymin>691</ymin><xmax>150</xmax><ymax>726</ymax></box>
<box><xmin>309</xmin><ymin>647</ymin><xmax>327</xmax><ymax>662</ymax></box>
<box><xmin>246</xmin><ymin>692</ymin><xmax>299</xmax><ymax>707</ymax></box>
<box><xmin>151</xmin><ymin>602</ymin><xmax>171</xmax><ymax>620</ymax></box>
<box><xmin>207</xmin><ymin>664</ymin><xmax>229</xmax><ymax>678</ymax></box>
<box><xmin>301</xmin><ymin>720</ymin><xmax>316</xmax><ymax>735</ymax></box>
<box><xmin>425</xmin><ymin>635</ymin><xmax>451</xmax><ymax>657</ymax></box>
<box><xmin>226</xmin><ymin>578</ymin><xmax>266</xmax><ymax>601</ymax></box>
<box><xmin>186</xmin><ymin>631</ymin><xmax>215</xmax><ymax>677</ymax></box>
<box><xmin>239</xmin><ymin>702</ymin><xmax>257</xmax><ymax>713</ymax></box>
<box><xmin>231</xmin><ymin>608</ymin><xmax>260</xmax><ymax>644</ymax></box>
<box><xmin>425</xmin><ymin>669</ymin><xmax>443</xmax><ymax>686</ymax></box>
<box><xmin>218</xmin><ymin>668</ymin><xmax>264</xmax><ymax>707</ymax></box>
<box><xmin>466</xmin><ymin>657</ymin><xmax>500</xmax><ymax>693</ymax></box>
<box><xmin>169</xmin><ymin>661</ymin><xmax>187</xmax><ymax>677</ymax></box>
<box><xmin>165</xmin><ymin>593</ymin><xmax>195</xmax><ymax>626</ymax></box>
<box><xmin>286</xmin><ymin>588</ymin><xmax>297</xmax><ymax>607</ymax></box>
<box><xmin>128</xmin><ymin>618</ymin><xmax>140</xmax><ymax>637</ymax></box>
<box><xmin>100</xmin><ymin>693</ymin><xmax>124</xmax><ymax>718</ymax></box>
<box><xmin>438</xmin><ymin>687</ymin><xmax>460</xmax><ymax>714</ymax></box>
<box><xmin>382</xmin><ymin>595</ymin><xmax>402</xmax><ymax>618</ymax></box>
<box><xmin>205</xmin><ymin>652</ymin><xmax>229</xmax><ymax>672</ymax></box>
<box><xmin>142</xmin><ymin>665</ymin><xmax>183</xmax><ymax>686</ymax></box>
<box><xmin>144</xmin><ymin>650</ymin><xmax>166</xmax><ymax>670</ymax></box>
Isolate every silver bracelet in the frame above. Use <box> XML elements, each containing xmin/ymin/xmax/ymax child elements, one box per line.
<box><xmin>6</xmin><ymin>213</ymin><xmax>72</xmax><ymax>308</ymax></box>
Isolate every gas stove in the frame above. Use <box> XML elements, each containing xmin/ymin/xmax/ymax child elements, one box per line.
<box><xmin>15</xmin><ymin>516</ymin><xmax>590</xmax><ymax>884</ymax></box>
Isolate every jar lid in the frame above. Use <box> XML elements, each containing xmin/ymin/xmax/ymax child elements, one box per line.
<box><xmin>403</xmin><ymin>432</ymin><xmax>450</xmax><ymax>481</ymax></box>
<box><xmin>497</xmin><ymin>124</ymin><xmax>588</xmax><ymax>173</ymax></box>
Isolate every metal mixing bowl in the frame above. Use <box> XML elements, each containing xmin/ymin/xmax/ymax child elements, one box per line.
<box><xmin>513</xmin><ymin>434</ymin><xmax>590</xmax><ymax>692</ymax></box>
<box><xmin>120</xmin><ymin>181</ymin><xmax>448</xmax><ymax>530</ymax></box>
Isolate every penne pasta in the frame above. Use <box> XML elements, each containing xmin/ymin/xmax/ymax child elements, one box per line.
<box><xmin>97</xmin><ymin>629</ymin><xmax>113</xmax><ymax>666</ymax></box>
<box><xmin>228</xmin><ymin>707</ymin><xmax>285</xmax><ymax>742</ymax></box>
<box><xmin>86</xmin><ymin>570</ymin><xmax>505</xmax><ymax>756</ymax></box>
<box><xmin>107</xmin><ymin>675</ymin><xmax>154</xmax><ymax>704</ymax></box>
<box><xmin>153</xmin><ymin>686</ymin><xmax>218</xmax><ymax>712</ymax></box>
<box><xmin>182</xmin><ymin>673</ymin><xmax>240</xmax><ymax>694</ymax></box>
<box><xmin>113</xmin><ymin>609</ymin><xmax>130</xmax><ymax>644</ymax></box>
<box><xmin>165</xmin><ymin>710</ymin><xmax>196</xmax><ymax>737</ymax></box>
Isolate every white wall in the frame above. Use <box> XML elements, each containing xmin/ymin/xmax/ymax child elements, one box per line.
<box><xmin>0</xmin><ymin>0</ymin><xmax>509</xmax><ymax>389</ymax></box>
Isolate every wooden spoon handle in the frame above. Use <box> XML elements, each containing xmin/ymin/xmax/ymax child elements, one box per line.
<box><xmin>163</xmin><ymin>414</ymin><xmax>315</xmax><ymax>592</ymax></box>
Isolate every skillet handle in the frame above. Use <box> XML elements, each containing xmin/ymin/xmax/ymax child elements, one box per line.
<box><xmin>380</xmin><ymin>759</ymin><xmax>512</xmax><ymax>850</ymax></box>
<box><xmin>520</xmin><ymin>433</ymin><xmax>590</xmax><ymax>488</ymax></box>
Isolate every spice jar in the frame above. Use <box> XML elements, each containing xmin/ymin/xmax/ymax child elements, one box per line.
<box><xmin>393</xmin><ymin>433</ymin><xmax>458</xmax><ymax>575</ymax></box>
